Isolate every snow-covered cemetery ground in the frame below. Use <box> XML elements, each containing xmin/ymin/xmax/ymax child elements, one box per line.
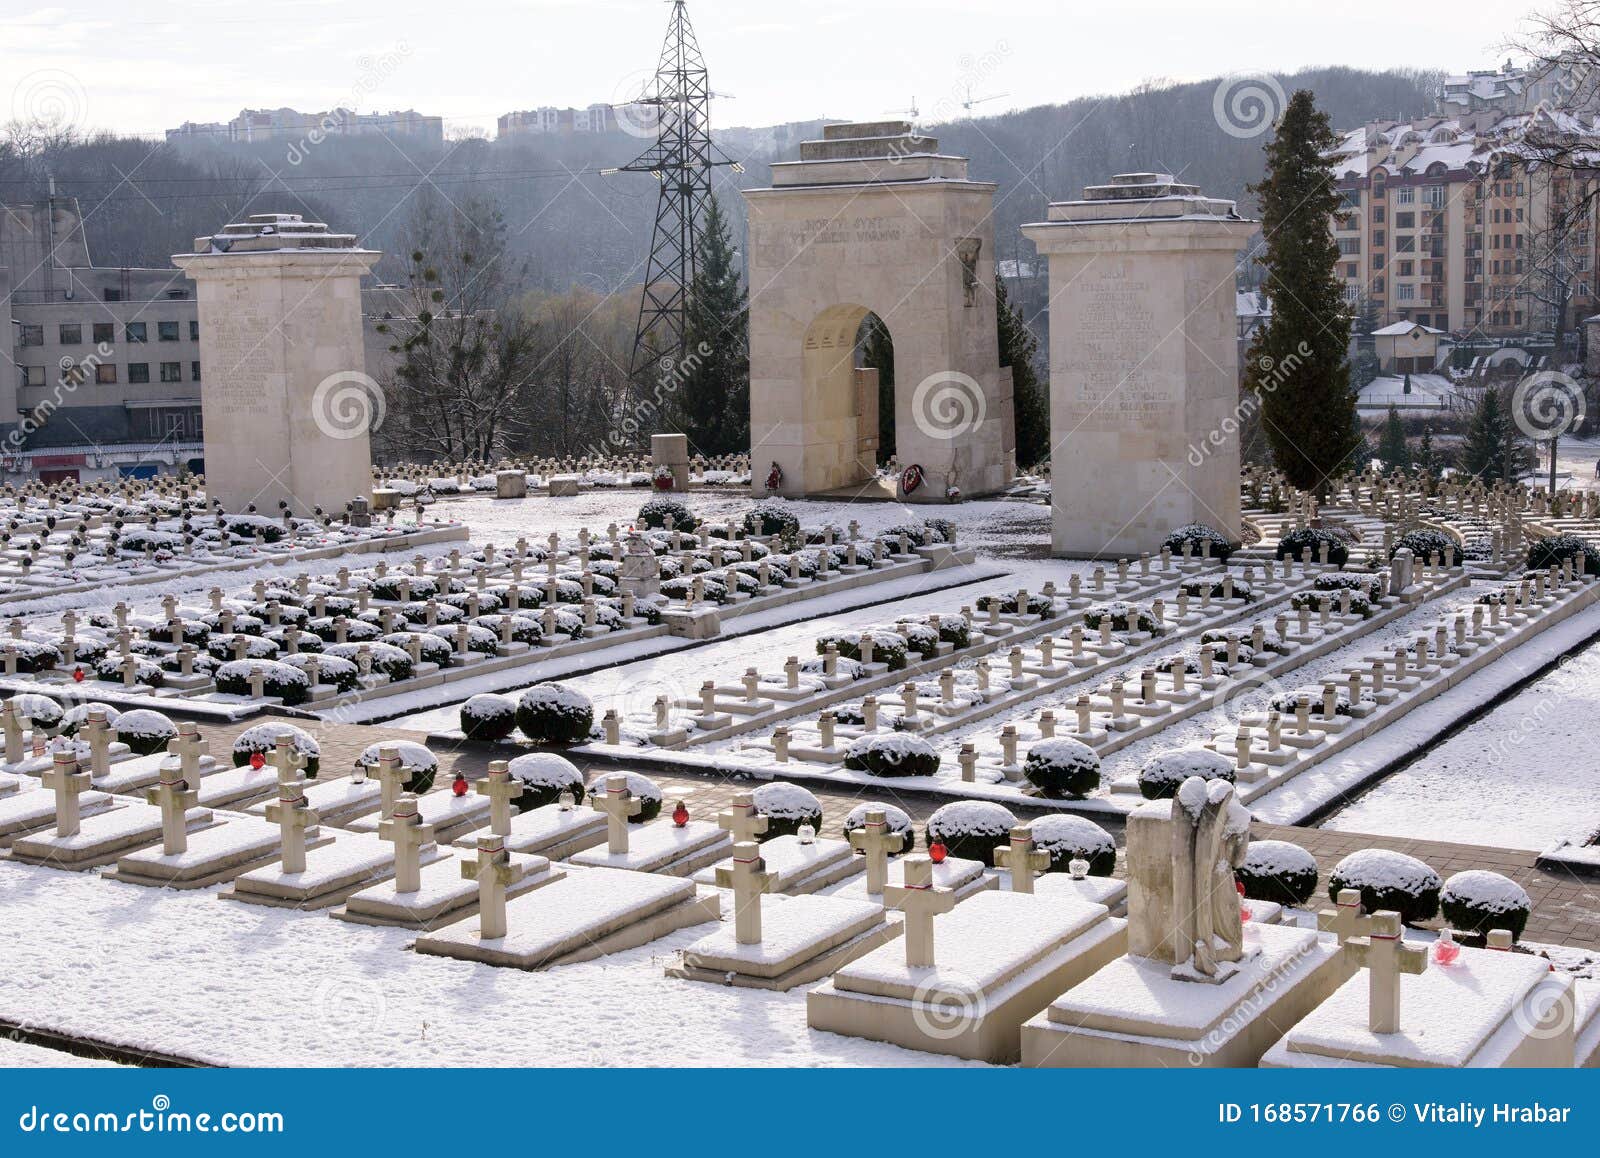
<box><xmin>1</xmin><ymin>471</ymin><xmax>1597</xmax><ymax>1070</ymax></box>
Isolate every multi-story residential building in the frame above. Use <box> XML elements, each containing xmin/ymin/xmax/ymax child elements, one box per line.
<box><xmin>496</xmin><ymin>104</ymin><xmax>619</xmax><ymax>139</ymax></box>
<box><xmin>1330</xmin><ymin>110</ymin><xmax>1600</xmax><ymax>342</ymax></box>
<box><xmin>3</xmin><ymin>197</ymin><xmax>406</xmax><ymax>484</ymax></box>
<box><xmin>166</xmin><ymin>108</ymin><xmax>444</xmax><ymax>147</ymax></box>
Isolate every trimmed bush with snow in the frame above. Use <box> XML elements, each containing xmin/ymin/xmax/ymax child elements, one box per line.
<box><xmin>637</xmin><ymin>496</ymin><xmax>697</xmax><ymax>531</ymax></box>
<box><xmin>1082</xmin><ymin>601</ymin><xmax>1157</xmax><ymax>634</ymax></box>
<box><xmin>1526</xmin><ymin>533</ymin><xmax>1600</xmax><ymax>574</ymax></box>
<box><xmin>1440</xmin><ymin>870</ymin><xmax>1531</xmax><ymax>943</ymax></box>
<box><xmin>216</xmin><ymin>659</ymin><xmax>311</xmax><ymax>706</ymax></box>
<box><xmin>506</xmin><ymin>752</ymin><xmax>586</xmax><ymax>811</ymax></box>
<box><xmin>843</xmin><ymin>733</ymin><xmax>939</xmax><ymax>778</ymax></box>
<box><xmin>1327</xmin><ymin>848</ymin><xmax>1441</xmax><ymax>926</ymax></box>
<box><xmin>59</xmin><ymin>702</ymin><xmax>122</xmax><ymax>735</ymax></box>
<box><xmin>1237</xmin><ymin>839</ymin><xmax>1319</xmax><ymax>906</ymax></box>
<box><xmin>744</xmin><ymin>501</ymin><xmax>799</xmax><ymax>538</ymax></box>
<box><xmin>232</xmin><ymin>722</ymin><xmax>322</xmax><ymax>777</ymax></box>
<box><xmin>515</xmin><ymin>683</ymin><xmax>595</xmax><ymax>745</ymax></box>
<box><xmin>116</xmin><ymin>708</ymin><xmax>177</xmax><ymax>756</ymax></box>
<box><xmin>925</xmin><ymin>800</ymin><xmax>1017</xmax><ymax>866</ymax></box>
<box><xmin>1162</xmin><ymin>522</ymin><xmax>1236</xmax><ymax>562</ymax></box>
<box><xmin>1137</xmin><ymin>747</ymin><xmax>1236</xmax><ymax>801</ymax></box>
<box><xmin>1030</xmin><ymin>814</ymin><xmax>1116</xmax><ymax>876</ymax></box>
<box><xmin>9</xmin><ymin>693</ymin><xmax>64</xmax><ymax>732</ymax></box>
<box><xmin>1022</xmin><ymin>737</ymin><xmax>1102</xmax><ymax>799</ymax></box>
<box><xmin>842</xmin><ymin>802</ymin><xmax>913</xmax><ymax>851</ymax></box>
<box><xmin>356</xmin><ymin>740</ymin><xmax>438</xmax><ymax>795</ymax></box>
<box><xmin>1275</xmin><ymin>527</ymin><xmax>1349</xmax><ymax>567</ymax></box>
<box><xmin>460</xmin><ymin>693</ymin><xmax>518</xmax><ymax>742</ymax></box>
<box><xmin>585</xmin><ymin>771</ymin><xmax>663</xmax><ymax>823</ymax></box>
<box><xmin>750</xmin><ymin>782</ymin><xmax>822</xmax><ymax>838</ymax></box>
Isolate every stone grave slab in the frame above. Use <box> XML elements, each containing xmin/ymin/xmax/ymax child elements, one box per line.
<box><xmin>103</xmin><ymin>811</ymin><xmax>327</xmax><ymax>889</ymax></box>
<box><xmin>4</xmin><ymin>741</ymin><xmax>134</xmax><ymax>778</ymax></box>
<box><xmin>87</xmin><ymin>752</ymin><xmax>217</xmax><ymax>796</ymax></box>
<box><xmin>345</xmin><ymin>789</ymin><xmax>491</xmax><ymax>845</ymax></box>
<box><xmin>671</xmin><ymin>894</ymin><xmax>894</xmax><ymax>990</ymax></box>
<box><xmin>220</xmin><ymin>830</ymin><xmax>444</xmax><ymax>910</ymax></box>
<box><xmin>244</xmin><ymin>775</ymin><xmax>383</xmax><ymax>828</ymax></box>
<box><xmin>1022</xmin><ymin>923</ymin><xmax>1344</xmax><ymax>1068</ymax></box>
<box><xmin>0</xmin><ymin>772</ymin><xmax>19</xmax><ymax>798</ymax></box>
<box><xmin>1262</xmin><ymin>945</ymin><xmax>1571</xmax><ymax>1068</ymax></box>
<box><xmin>0</xmin><ymin>786</ymin><xmax>117</xmax><ymax>846</ymax></box>
<box><xmin>809</xmin><ymin>889</ymin><xmax>1127</xmax><ymax>1063</ymax></box>
<box><xmin>569</xmin><ymin>819</ymin><xmax>731</xmax><ymax>877</ymax></box>
<box><xmin>414</xmin><ymin>865</ymin><xmax>721</xmax><ymax>970</ymax></box>
<box><xmin>333</xmin><ymin>848</ymin><xmax>563</xmax><ymax>929</ymax></box>
<box><xmin>692</xmin><ymin>835</ymin><xmax>862</xmax><ymax>895</ymax></box>
<box><xmin>192</xmin><ymin>763</ymin><xmax>280</xmax><ymax>810</ymax></box>
<box><xmin>9</xmin><ymin>801</ymin><xmax>215</xmax><ymax>871</ymax></box>
<box><xmin>825</xmin><ymin>853</ymin><xmax>992</xmax><ymax>903</ymax></box>
<box><xmin>1033</xmin><ymin>872</ymin><xmax>1129</xmax><ymax>917</ymax></box>
<box><xmin>1577</xmin><ymin>980</ymin><xmax>1600</xmax><ymax>1068</ymax></box>
<box><xmin>461</xmin><ymin>801</ymin><xmax>608</xmax><ymax>860</ymax></box>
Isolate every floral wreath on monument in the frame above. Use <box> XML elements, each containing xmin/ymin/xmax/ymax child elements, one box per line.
<box><xmin>900</xmin><ymin>463</ymin><xmax>924</xmax><ymax>495</ymax></box>
<box><xmin>651</xmin><ymin>463</ymin><xmax>675</xmax><ymax>491</ymax></box>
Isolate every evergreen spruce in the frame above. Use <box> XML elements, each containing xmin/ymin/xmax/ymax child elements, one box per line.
<box><xmin>996</xmin><ymin>275</ymin><xmax>1049</xmax><ymax>468</ymax></box>
<box><xmin>1245</xmin><ymin>90</ymin><xmax>1358</xmax><ymax>494</ymax></box>
<box><xmin>860</xmin><ymin>315</ymin><xmax>895</xmax><ymax>463</ymax></box>
<box><xmin>672</xmin><ymin>195</ymin><xmax>749</xmax><ymax>455</ymax></box>
<box><xmin>1461</xmin><ymin>386</ymin><xmax>1517</xmax><ymax>482</ymax></box>
<box><xmin>1377</xmin><ymin>406</ymin><xmax>1411</xmax><ymax>472</ymax></box>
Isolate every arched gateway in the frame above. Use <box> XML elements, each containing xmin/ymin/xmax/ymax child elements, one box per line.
<box><xmin>744</xmin><ymin>122</ymin><xmax>1014</xmax><ymax>501</ymax></box>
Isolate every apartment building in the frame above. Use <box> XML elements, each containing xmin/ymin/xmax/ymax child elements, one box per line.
<box><xmin>166</xmin><ymin>108</ymin><xmax>444</xmax><ymax>147</ymax></box>
<box><xmin>496</xmin><ymin>104</ymin><xmax>620</xmax><ymax>139</ymax></box>
<box><xmin>3</xmin><ymin>198</ymin><xmax>406</xmax><ymax>484</ymax></box>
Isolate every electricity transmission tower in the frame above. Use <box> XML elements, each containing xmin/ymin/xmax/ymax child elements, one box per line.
<box><xmin>609</xmin><ymin>0</ymin><xmax>740</xmax><ymax>392</ymax></box>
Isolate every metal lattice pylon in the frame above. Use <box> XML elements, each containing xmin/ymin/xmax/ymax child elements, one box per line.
<box><xmin>616</xmin><ymin>1</ymin><xmax>738</xmax><ymax>390</ymax></box>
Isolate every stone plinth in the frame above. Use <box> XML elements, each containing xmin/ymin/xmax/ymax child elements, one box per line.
<box><xmin>825</xmin><ymin>852</ymin><xmax>992</xmax><ymax>903</ymax></box>
<box><xmin>1022</xmin><ymin>175</ymin><xmax>1255</xmax><ymax>557</ymax></box>
<box><xmin>745</xmin><ymin>122</ymin><xmax>1013</xmax><ymax>500</ymax></box>
<box><xmin>651</xmin><ymin>433</ymin><xmax>690</xmax><ymax>493</ymax></box>
<box><xmin>333</xmin><ymin>849</ymin><xmax>563</xmax><ymax>929</ymax></box>
<box><xmin>808</xmin><ymin>890</ymin><xmax>1127</xmax><ymax>1063</ymax></box>
<box><xmin>173</xmin><ymin>213</ymin><xmax>380</xmax><ymax>516</ymax></box>
<box><xmin>104</xmin><ymin>812</ymin><xmax>329</xmax><ymax>889</ymax></box>
<box><xmin>459</xmin><ymin>801</ymin><xmax>608</xmax><ymax>861</ymax></box>
<box><xmin>1022</xmin><ymin>922</ymin><xmax>1344</xmax><ymax>1067</ymax></box>
<box><xmin>495</xmin><ymin>470</ymin><xmax>527</xmax><ymax>499</ymax></box>
<box><xmin>1262</xmin><ymin>944</ymin><xmax>1577</xmax><ymax>1068</ymax></box>
<box><xmin>693</xmin><ymin>834</ymin><xmax>863</xmax><ymax>895</ymax></box>
<box><xmin>11</xmin><ymin>801</ymin><xmax>215</xmax><ymax>871</ymax></box>
<box><xmin>0</xmin><ymin>788</ymin><xmax>117</xmax><ymax>845</ymax></box>
<box><xmin>671</xmin><ymin>893</ymin><xmax>894</xmax><ymax>990</ymax></box>
<box><xmin>414</xmin><ymin>865</ymin><xmax>721</xmax><ymax>970</ymax></box>
<box><xmin>219</xmin><ymin>829</ymin><xmax>440</xmax><ymax>910</ymax></box>
<box><xmin>568</xmin><ymin>818</ymin><xmax>730</xmax><ymax>877</ymax></box>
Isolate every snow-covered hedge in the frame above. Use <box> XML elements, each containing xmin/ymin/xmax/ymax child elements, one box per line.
<box><xmin>283</xmin><ymin>652</ymin><xmax>358</xmax><ymax>693</ymax></box>
<box><xmin>442</xmin><ymin>694</ymin><xmax>511</xmax><ymax>744</ymax></box>
<box><xmin>232</xmin><ymin>722</ymin><xmax>322</xmax><ymax>777</ymax></box>
<box><xmin>325</xmin><ymin>640</ymin><xmax>412</xmax><ymax>682</ymax></box>
<box><xmin>59</xmin><ymin>702</ymin><xmax>121</xmax><ymax>735</ymax></box>
<box><xmin>843</xmin><ymin>733</ymin><xmax>940</xmax><ymax>778</ymax></box>
<box><xmin>1440</xmin><ymin>869</ymin><xmax>1531</xmax><ymax>943</ymax></box>
<box><xmin>1526</xmin><ymin>533</ymin><xmax>1600</xmax><ymax>574</ymax></box>
<box><xmin>515</xmin><ymin>683</ymin><xmax>595</xmax><ymax>745</ymax></box>
<box><xmin>816</xmin><ymin>628</ymin><xmax>909</xmax><ymax>672</ymax></box>
<box><xmin>1179</xmin><ymin>577</ymin><xmax>1255</xmax><ymax>603</ymax></box>
<box><xmin>1237</xmin><ymin>839</ymin><xmax>1319</xmax><ymax>905</ymax></box>
<box><xmin>92</xmin><ymin>654</ymin><xmax>166</xmax><ymax>688</ymax></box>
<box><xmin>1392</xmin><ymin>529</ymin><xmax>1456</xmax><ymax>563</ymax></box>
<box><xmin>9</xmin><ymin>692</ymin><xmax>64</xmax><ymax>732</ymax></box>
<box><xmin>1137</xmin><ymin>747</ymin><xmax>1236</xmax><ymax>801</ymax></box>
<box><xmin>751</xmin><ymin>782</ymin><xmax>822</xmax><ymax>838</ymax></box>
<box><xmin>842</xmin><ymin>802</ymin><xmax>913</xmax><ymax>852</ymax></box>
<box><xmin>381</xmin><ymin>631</ymin><xmax>453</xmax><ymax>667</ymax></box>
<box><xmin>1269</xmin><ymin>685</ymin><xmax>1359</xmax><ymax>718</ymax></box>
<box><xmin>356</xmin><ymin>740</ymin><xmax>438</xmax><ymax>795</ymax></box>
<box><xmin>1022</xmin><ymin>737</ymin><xmax>1101</xmax><ymax>799</ymax></box>
<box><xmin>1</xmin><ymin>639</ymin><xmax>60</xmax><ymax>673</ymax></box>
<box><xmin>207</xmin><ymin>632</ymin><xmax>283</xmax><ymax>662</ymax></box>
<box><xmin>925</xmin><ymin>800</ymin><xmax>1017</xmax><ymax>866</ymax></box>
<box><xmin>1327</xmin><ymin>848</ymin><xmax>1441</xmax><ymax>926</ymax></box>
<box><xmin>1030</xmin><ymin>814</ymin><xmax>1116</xmax><ymax>876</ymax></box>
<box><xmin>1162</xmin><ymin>522</ymin><xmax>1236</xmax><ymax>562</ymax></box>
<box><xmin>215</xmin><ymin>659</ymin><xmax>310</xmax><ymax>705</ymax></box>
<box><xmin>1291</xmin><ymin>589</ymin><xmax>1372</xmax><ymax>618</ymax></box>
<box><xmin>1082</xmin><ymin>601</ymin><xmax>1157</xmax><ymax>634</ymax></box>
<box><xmin>744</xmin><ymin>500</ymin><xmax>799</xmax><ymax>538</ymax></box>
<box><xmin>585</xmin><ymin>770</ymin><xmax>663</xmax><ymax>823</ymax></box>
<box><xmin>506</xmin><ymin>752</ymin><xmax>585</xmax><ymax>811</ymax></box>
<box><xmin>1275</xmin><ymin>527</ymin><xmax>1349</xmax><ymax>567</ymax></box>
<box><xmin>637</xmin><ymin>496</ymin><xmax>697</xmax><ymax>531</ymax></box>
<box><xmin>975</xmin><ymin>591</ymin><xmax>1055</xmax><ymax>619</ymax></box>
<box><xmin>116</xmin><ymin>708</ymin><xmax>177</xmax><ymax>756</ymax></box>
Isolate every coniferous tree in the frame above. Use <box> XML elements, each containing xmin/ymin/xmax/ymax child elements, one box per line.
<box><xmin>1461</xmin><ymin>385</ymin><xmax>1516</xmax><ymax>481</ymax></box>
<box><xmin>672</xmin><ymin>195</ymin><xmax>749</xmax><ymax>455</ymax></box>
<box><xmin>860</xmin><ymin>316</ymin><xmax>895</xmax><ymax>464</ymax></box>
<box><xmin>996</xmin><ymin>275</ymin><xmax>1049</xmax><ymax>468</ymax></box>
<box><xmin>1245</xmin><ymin>90</ymin><xmax>1358</xmax><ymax>494</ymax></box>
<box><xmin>1377</xmin><ymin>406</ymin><xmax>1410</xmax><ymax>472</ymax></box>
<box><xmin>1414</xmin><ymin>424</ymin><xmax>1443</xmax><ymax>490</ymax></box>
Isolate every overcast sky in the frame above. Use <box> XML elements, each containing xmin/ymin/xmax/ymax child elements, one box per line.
<box><xmin>1</xmin><ymin>0</ymin><xmax>1554</xmax><ymax>138</ymax></box>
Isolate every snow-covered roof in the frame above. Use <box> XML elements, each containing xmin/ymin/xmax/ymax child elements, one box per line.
<box><xmin>1372</xmin><ymin>321</ymin><xmax>1444</xmax><ymax>337</ymax></box>
<box><xmin>1236</xmin><ymin>291</ymin><xmax>1270</xmax><ymax>319</ymax></box>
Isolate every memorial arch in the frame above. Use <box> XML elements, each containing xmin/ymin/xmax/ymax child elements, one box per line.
<box><xmin>744</xmin><ymin>122</ymin><xmax>1014</xmax><ymax>501</ymax></box>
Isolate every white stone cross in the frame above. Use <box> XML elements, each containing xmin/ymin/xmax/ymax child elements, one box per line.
<box><xmin>590</xmin><ymin>773</ymin><xmax>641</xmax><ymax>853</ymax></box>
<box><xmin>81</xmin><ymin>707</ymin><xmax>115</xmax><ymax>778</ymax></box>
<box><xmin>460</xmin><ymin>833</ymin><xmax>523</xmax><ymax>939</ymax></box>
<box><xmin>146</xmin><ymin>761</ymin><xmax>199</xmax><ymax>855</ymax></box>
<box><xmin>1317</xmin><ymin>887</ymin><xmax>1380</xmax><ymax>945</ymax></box>
<box><xmin>379</xmin><ymin>792</ymin><xmax>435</xmax><ymax>893</ymax></box>
<box><xmin>715</xmin><ymin>840</ymin><xmax>773</xmax><ymax>944</ymax></box>
<box><xmin>266</xmin><ymin>734</ymin><xmax>305</xmax><ymax>785</ymax></box>
<box><xmin>1345</xmin><ymin>910</ymin><xmax>1428</xmax><ymax>1034</ymax></box>
<box><xmin>42</xmin><ymin>751</ymin><xmax>93</xmax><ymax>838</ymax></box>
<box><xmin>476</xmin><ymin>760</ymin><xmax>521</xmax><ymax>836</ymax></box>
<box><xmin>885</xmin><ymin>855</ymin><xmax>955</xmax><ymax>967</ymax></box>
<box><xmin>994</xmin><ymin>826</ymin><xmax>1051</xmax><ymax>894</ymax></box>
<box><xmin>1</xmin><ymin>701</ymin><xmax>25</xmax><ymax>765</ymax></box>
<box><xmin>264</xmin><ymin>780</ymin><xmax>319</xmax><ymax>874</ymax></box>
<box><xmin>717</xmin><ymin>791</ymin><xmax>768</xmax><ymax>845</ymax></box>
<box><xmin>369</xmin><ymin>747</ymin><xmax>409</xmax><ymax>820</ymax></box>
<box><xmin>168</xmin><ymin>722</ymin><xmax>207</xmax><ymax>788</ymax></box>
<box><xmin>848</xmin><ymin>809</ymin><xmax>905</xmax><ymax>894</ymax></box>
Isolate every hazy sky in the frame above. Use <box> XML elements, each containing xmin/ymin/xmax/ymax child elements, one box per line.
<box><xmin>1</xmin><ymin>0</ymin><xmax>1554</xmax><ymax>138</ymax></box>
